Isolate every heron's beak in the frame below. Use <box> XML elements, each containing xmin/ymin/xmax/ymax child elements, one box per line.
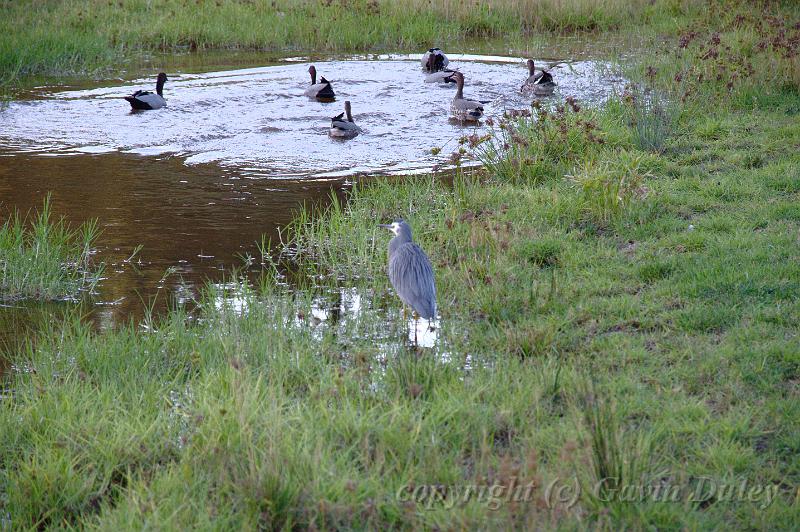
<box><xmin>378</xmin><ymin>224</ymin><xmax>392</xmax><ymax>229</ymax></box>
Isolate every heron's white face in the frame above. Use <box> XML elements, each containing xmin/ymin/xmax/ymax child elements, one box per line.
<box><xmin>379</xmin><ymin>221</ymin><xmax>403</xmax><ymax>235</ymax></box>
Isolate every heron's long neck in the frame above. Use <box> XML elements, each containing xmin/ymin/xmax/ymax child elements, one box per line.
<box><xmin>455</xmin><ymin>79</ymin><xmax>463</xmax><ymax>99</ymax></box>
<box><xmin>389</xmin><ymin>233</ymin><xmax>411</xmax><ymax>257</ymax></box>
<box><xmin>156</xmin><ymin>78</ymin><xmax>165</xmax><ymax>96</ymax></box>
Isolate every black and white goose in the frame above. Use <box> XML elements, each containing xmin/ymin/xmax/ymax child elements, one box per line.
<box><xmin>521</xmin><ymin>59</ymin><xmax>555</xmax><ymax>96</ymax></box>
<box><xmin>329</xmin><ymin>101</ymin><xmax>361</xmax><ymax>138</ymax></box>
<box><xmin>124</xmin><ymin>73</ymin><xmax>168</xmax><ymax>110</ymax></box>
<box><xmin>445</xmin><ymin>71</ymin><xmax>484</xmax><ymax>122</ymax></box>
<box><xmin>421</xmin><ymin>48</ymin><xmax>448</xmax><ymax>73</ymax></box>
<box><xmin>304</xmin><ymin>65</ymin><xmax>335</xmax><ymax>100</ymax></box>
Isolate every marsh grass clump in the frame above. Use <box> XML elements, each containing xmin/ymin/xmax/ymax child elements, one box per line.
<box><xmin>636</xmin><ymin>258</ymin><xmax>674</xmax><ymax>283</ymax></box>
<box><xmin>514</xmin><ymin>238</ymin><xmax>562</xmax><ymax>268</ymax></box>
<box><xmin>286</xmin><ymin>190</ymin><xmax>379</xmax><ymax>279</ymax></box>
<box><xmin>0</xmin><ymin>197</ymin><xmax>101</xmax><ymax>301</ymax></box>
<box><xmin>287</xmin><ymin>177</ymin><xmax>447</xmax><ymax>279</ymax></box>
<box><xmin>576</xmin><ymin>384</ymin><xmax>656</xmax><ymax>520</ymax></box>
<box><xmin>477</xmin><ymin>98</ymin><xmax>626</xmax><ymax>185</ymax></box>
<box><xmin>616</xmin><ymin>84</ymin><xmax>681</xmax><ymax>153</ymax></box>
<box><xmin>385</xmin><ymin>349</ymin><xmax>449</xmax><ymax>400</ymax></box>
<box><xmin>567</xmin><ymin>151</ymin><xmax>652</xmax><ymax>225</ymax></box>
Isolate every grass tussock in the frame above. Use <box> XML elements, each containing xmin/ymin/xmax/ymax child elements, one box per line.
<box><xmin>617</xmin><ymin>85</ymin><xmax>682</xmax><ymax>153</ymax></box>
<box><xmin>0</xmin><ymin>197</ymin><xmax>101</xmax><ymax>301</ymax></box>
<box><xmin>577</xmin><ymin>383</ymin><xmax>656</xmax><ymax>518</ymax></box>
<box><xmin>567</xmin><ymin>151</ymin><xmax>652</xmax><ymax>225</ymax></box>
<box><xmin>470</xmin><ymin>97</ymin><xmax>656</xmax><ymax>225</ymax></box>
<box><xmin>475</xmin><ymin>97</ymin><xmax>629</xmax><ymax>186</ymax></box>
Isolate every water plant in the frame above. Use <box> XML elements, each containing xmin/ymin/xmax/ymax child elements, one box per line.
<box><xmin>473</xmin><ymin>95</ymin><xmax>635</xmax><ymax>184</ymax></box>
<box><xmin>0</xmin><ymin>197</ymin><xmax>102</xmax><ymax>301</ymax></box>
<box><xmin>616</xmin><ymin>84</ymin><xmax>681</xmax><ymax>153</ymax></box>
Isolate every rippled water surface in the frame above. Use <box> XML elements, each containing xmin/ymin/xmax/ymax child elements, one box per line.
<box><xmin>0</xmin><ymin>52</ymin><xmax>622</xmax><ymax>354</ymax></box>
<box><xmin>1</xmin><ymin>54</ymin><xmax>618</xmax><ymax>177</ymax></box>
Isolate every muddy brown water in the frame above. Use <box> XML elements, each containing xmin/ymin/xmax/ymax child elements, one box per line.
<box><xmin>0</xmin><ymin>151</ymin><xmax>345</xmax><ymax>321</ymax></box>
<box><xmin>0</xmin><ymin>50</ymin><xmax>624</xmax><ymax>372</ymax></box>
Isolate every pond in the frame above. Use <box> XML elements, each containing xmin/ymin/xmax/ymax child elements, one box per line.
<box><xmin>1</xmin><ymin>54</ymin><xmax>617</xmax><ymax>177</ymax></box>
<box><xmin>0</xmin><ymin>50</ymin><xmax>624</xmax><ymax>368</ymax></box>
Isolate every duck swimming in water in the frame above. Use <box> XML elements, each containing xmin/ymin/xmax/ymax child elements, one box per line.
<box><xmin>424</xmin><ymin>68</ymin><xmax>458</xmax><ymax>84</ymax></box>
<box><xmin>421</xmin><ymin>48</ymin><xmax>449</xmax><ymax>73</ymax></box>
<box><xmin>304</xmin><ymin>65</ymin><xmax>335</xmax><ymax>100</ymax></box>
<box><xmin>329</xmin><ymin>100</ymin><xmax>361</xmax><ymax>139</ymax></box>
<box><xmin>423</xmin><ymin>52</ymin><xmax>457</xmax><ymax>84</ymax></box>
<box><xmin>445</xmin><ymin>71</ymin><xmax>484</xmax><ymax>122</ymax></box>
<box><xmin>124</xmin><ymin>73</ymin><xmax>168</xmax><ymax>110</ymax></box>
<box><xmin>521</xmin><ymin>59</ymin><xmax>555</xmax><ymax>96</ymax></box>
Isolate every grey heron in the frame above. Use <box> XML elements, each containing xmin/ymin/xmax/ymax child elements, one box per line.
<box><xmin>379</xmin><ymin>220</ymin><xmax>437</xmax><ymax>323</ymax></box>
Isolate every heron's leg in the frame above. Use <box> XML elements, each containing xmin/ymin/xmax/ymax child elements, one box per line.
<box><xmin>402</xmin><ymin>305</ymin><xmax>412</xmax><ymax>343</ymax></box>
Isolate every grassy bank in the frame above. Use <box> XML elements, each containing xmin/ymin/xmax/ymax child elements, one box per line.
<box><xmin>2</xmin><ymin>1</ymin><xmax>800</xmax><ymax>530</ymax></box>
<box><xmin>0</xmin><ymin>0</ymin><xmax>705</xmax><ymax>85</ymax></box>
<box><xmin>2</xmin><ymin>97</ymin><xmax>799</xmax><ymax>527</ymax></box>
<box><xmin>0</xmin><ymin>198</ymin><xmax>101</xmax><ymax>301</ymax></box>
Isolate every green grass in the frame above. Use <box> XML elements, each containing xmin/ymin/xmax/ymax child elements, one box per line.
<box><xmin>1</xmin><ymin>0</ymin><xmax>706</xmax><ymax>86</ymax></box>
<box><xmin>2</xmin><ymin>86</ymin><xmax>799</xmax><ymax>531</ymax></box>
<box><xmin>2</xmin><ymin>0</ymin><xmax>800</xmax><ymax>529</ymax></box>
<box><xmin>2</xmin><ymin>0</ymin><xmax>797</xmax><ymax>88</ymax></box>
<box><xmin>0</xmin><ymin>197</ymin><xmax>102</xmax><ymax>302</ymax></box>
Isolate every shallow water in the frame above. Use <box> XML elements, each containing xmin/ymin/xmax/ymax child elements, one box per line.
<box><xmin>0</xmin><ymin>151</ymin><xmax>345</xmax><ymax>325</ymax></box>
<box><xmin>0</xmin><ymin>51</ymin><xmax>622</xmax><ymax>372</ymax></box>
<box><xmin>1</xmin><ymin>54</ymin><xmax>618</xmax><ymax>177</ymax></box>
